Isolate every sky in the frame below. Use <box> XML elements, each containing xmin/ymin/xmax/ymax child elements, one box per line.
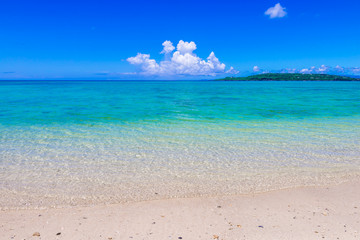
<box><xmin>1</xmin><ymin>0</ymin><xmax>360</xmax><ymax>80</ymax></box>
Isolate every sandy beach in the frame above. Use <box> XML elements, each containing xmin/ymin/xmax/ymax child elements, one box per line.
<box><xmin>2</xmin><ymin>0</ymin><xmax>360</xmax><ymax>238</ymax></box>
<box><xmin>1</xmin><ymin>179</ymin><xmax>359</xmax><ymax>240</ymax></box>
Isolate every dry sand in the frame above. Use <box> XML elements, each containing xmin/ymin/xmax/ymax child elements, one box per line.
<box><xmin>1</xmin><ymin>180</ymin><xmax>360</xmax><ymax>240</ymax></box>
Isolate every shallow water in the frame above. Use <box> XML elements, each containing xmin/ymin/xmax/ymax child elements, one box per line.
<box><xmin>0</xmin><ymin>80</ymin><xmax>360</xmax><ymax>209</ymax></box>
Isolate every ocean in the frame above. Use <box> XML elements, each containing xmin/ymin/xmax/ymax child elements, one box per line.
<box><xmin>1</xmin><ymin>80</ymin><xmax>360</xmax><ymax>209</ymax></box>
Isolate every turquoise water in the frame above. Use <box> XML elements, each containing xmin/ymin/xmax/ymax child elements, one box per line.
<box><xmin>1</xmin><ymin>80</ymin><xmax>360</xmax><ymax>208</ymax></box>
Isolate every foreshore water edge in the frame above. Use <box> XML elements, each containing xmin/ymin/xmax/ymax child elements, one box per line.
<box><xmin>1</xmin><ymin>80</ymin><xmax>359</xmax><ymax>210</ymax></box>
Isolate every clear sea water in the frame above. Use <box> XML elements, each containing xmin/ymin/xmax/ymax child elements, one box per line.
<box><xmin>0</xmin><ymin>80</ymin><xmax>360</xmax><ymax>209</ymax></box>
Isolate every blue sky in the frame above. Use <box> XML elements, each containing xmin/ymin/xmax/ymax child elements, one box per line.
<box><xmin>1</xmin><ymin>0</ymin><xmax>360</xmax><ymax>79</ymax></box>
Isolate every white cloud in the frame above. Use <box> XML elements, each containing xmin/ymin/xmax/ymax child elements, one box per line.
<box><xmin>127</xmin><ymin>53</ymin><xmax>160</xmax><ymax>75</ymax></box>
<box><xmin>351</xmin><ymin>67</ymin><xmax>360</xmax><ymax>74</ymax></box>
<box><xmin>318</xmin><ymin>64</ymin><xmax>328</xmax><ymax>72</ymax></box>
<box><xmin>253</xmin><ymin>66</ymin><xmax>260</xmax><ymax>72</ymax></box>
<box><xmin>335</xmin><ymin>65</ymin><xmax>344</xmax><ymax>72</ymax></box>
<box><xmin>287</xmin><ymin>65</ymin><xmax>330</xmax><ymax>74</ymax></box>
<box><xmin>127</xmin><ymin>40</ymin><xmax>235</xmax><ymax>76</ymax></box>
<box><xmin>265</xmin><ymin>3</ymin><xmax>287</xmax><ymax>19</ymax></box>
<box><xmin>160</xmin><ymin>40</ymin><xmax>175</xmax><ymax>54</ymax></box>
<box><xmin>271</xmin><ymin>65</ymin><xmax>360</xmax><ymax>76</ymax></box>
<box><xmin>226</xmin><ymin>66</ymin><xmax>239</xmax><ymax>74</ymax></box>
<box><xmin>300</xmin><ymin>68</ymin><xmax>310</xmax><ymax>74</ymax></box>
<box><xmin>176</xmin><ymin>40</ymin><xmax>197</xmax><ymax>54</ymax></box>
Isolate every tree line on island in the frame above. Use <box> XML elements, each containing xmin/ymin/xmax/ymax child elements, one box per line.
<box><xmin>216</xmin><ymin>73</ymin><xmax>360</xmax><ymax>81</ymax></box>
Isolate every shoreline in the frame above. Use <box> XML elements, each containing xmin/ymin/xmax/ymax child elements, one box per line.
<box><xmin>1</xmin><ymin>180</ymin><xmax>360</xmax><ymax>239</ymax></box>
<box><xmin>1</xmin><ymin>172</ymin><xmax>360</xmax><ymax>211</ymax></box>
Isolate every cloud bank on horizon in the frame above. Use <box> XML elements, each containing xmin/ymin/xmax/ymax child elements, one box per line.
<box><xmin>127</xmin><ymin>40</ymin><xmax>238</xmax><ymax>76</ymax></box>
<box><xmin>252</xmin><ymin>65</ymin><xmax>360</xmax><ymax>75</ymax></box>
<box><xmin>265</xmin><ymin>3</ymin><xmax>287</xmax><ymax>19</ymax></box>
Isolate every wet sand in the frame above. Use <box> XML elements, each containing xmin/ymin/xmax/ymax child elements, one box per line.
<box><xmin>1</xmin><ymin>179</ymin><xmax>360</xmax><ymax>240</ymax></box>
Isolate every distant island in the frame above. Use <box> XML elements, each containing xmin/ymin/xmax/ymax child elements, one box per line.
<box><xmin>217</xmin><ymin>73</ymin><xmax>360</xmax><ymax>81</ymax></box>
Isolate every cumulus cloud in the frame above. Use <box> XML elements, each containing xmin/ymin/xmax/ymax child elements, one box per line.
<box><xmin>160</xmin><ymin>40</ymin><xmax>175</xmax><ymax>54</ymax></box>
<box><xmin>177</xmin><ymin>40</ymin><xmax>197</xmax><ymax>54</ymax></box>
<box><xmin>226</xmin><ymin>67</ymin><xmax>239</xmax><ymax>74</ymax></box>
<box><xmin>127</xmin><ymin>53</ymin><xmax>160</xmax><ymax>75</ymax></box>
<box><xmin>318</xmin><ymin>64</ymin><xmax>328</xmax><ymax>72</ymax></box>
<box><xmin>265</xmin><ymin>3</ymin><xmax>287</xmax><ymax>19</ymax></box>
<box><xmin>127</xmin><ymin>40</ymin><xmax>235</xmax><ymax>76</ymax></box>
<box><xmin>300</xmin><ymin>68</ymin><xmax>311</xmax><ymax>74</ymax></box>
<box><xmin>253</xmin><ymin>66</ymin><xmax>260</xmax><ymax>72</ymax></box>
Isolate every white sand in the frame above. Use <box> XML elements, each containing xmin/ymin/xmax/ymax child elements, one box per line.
<box><xmin>1</xmin><ymin>180</ymin><xmax>360</xmax><ymax>240</ymax></box>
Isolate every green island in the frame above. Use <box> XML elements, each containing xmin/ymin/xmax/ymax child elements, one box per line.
<box><xmin>217</xmin><ymin>73</ymin><xmax>360</xmax><ymax>81</ymax></box>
